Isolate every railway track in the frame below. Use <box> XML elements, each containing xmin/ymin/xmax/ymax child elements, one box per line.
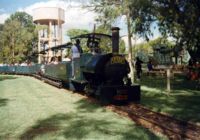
<box><xmin>107</xmin><ymin>103</ymin><xmax>200</xmax><ymax>140</ymax></box>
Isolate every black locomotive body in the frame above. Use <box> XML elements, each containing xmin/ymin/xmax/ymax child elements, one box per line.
<box><xmin>71</xmin><ymin>27</ymin><xmax>140</xmax><ymax>104</ymax></box>
<box><xmin>81</xmin><ymin>53</ymin><xmax>140</xmax><ymax>104</ymax></box>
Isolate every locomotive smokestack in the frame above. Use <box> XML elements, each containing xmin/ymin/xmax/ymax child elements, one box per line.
<box><xmin>111</xmin><ymin>27</ymin><xmax>120</xmax><ymax>54</ymax></box>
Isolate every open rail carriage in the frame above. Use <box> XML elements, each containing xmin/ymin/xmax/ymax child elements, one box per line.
<box><xmin>71</xmin><ymin>27</ymin><xmax>140</xmax><ymax>104</ymax></box>
<box><xmin>38</xmin><ymin>43</ymin><xmax>73</xmax><ymax>88</ymax></box>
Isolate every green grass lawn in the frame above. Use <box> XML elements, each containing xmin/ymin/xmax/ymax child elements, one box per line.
<box><xmin>138</xmin><ymin>74</ymin><xmax>200</xmax><ymax>123</ymax></box>
<box><xmin>0</xmin><ymin>75</ymin><xmax>167</xmax><ymax>140</ymax></box>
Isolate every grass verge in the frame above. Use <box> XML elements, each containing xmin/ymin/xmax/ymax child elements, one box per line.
<box><xmin>0</xmin><ymin>75</ymin><xmax>167</xmax><ymax>140</ymax></box>
<box><xmin>138</xmin><ymin>74</ymin><xmax>200</xmax><ymax>123</ymax></box>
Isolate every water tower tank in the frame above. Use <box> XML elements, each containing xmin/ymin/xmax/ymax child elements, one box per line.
<box><xmin>33</xmin><ymin>7</ymin><xmax>65</xmax><ymax>25</ymax></box>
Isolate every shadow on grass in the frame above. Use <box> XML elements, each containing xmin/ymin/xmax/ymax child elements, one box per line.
<box><xmin>19</xmin><ymin>114</ymin><xmax>64</xmax><ymax>140</ymax></box>
<box><xmin>0</xmin><ymin>98</ymin><xmax>9</xmax><ymax>107</ymax></box>
<box><xmin>19</xmin><ymin>99</ymin><xmax>161</xmax><ymax>140</ymax></box>
<box><xmin>140</xmin><ymin>74</ymin><xmax>199</xmax><ymax>91</ymax></box>
<box><xmin>0</xmin><ymin>75</ymin><xmax>18</xmax><ymax>81</ymax></box>
<box><xmin>138</xmin><ymin>74</ymin><xmax>200</xmax><ymax>123</ymax></box>
<box><xmin>141</xmin><ymin>89</ymin><xmax>200</xmax><ymax>122</ymax></box>
<box><xmin>171</xmin><ymin>75</ymin><xmax>200</xmax><ymax>91</ymax></box>
<box><xmin>138</xmin><ymin>75</ymin><xmax>166</xmax><ymax>91</ymax></box>
<box><xmin>74</xmin><ymin>98</ymin><xmax>105</xmax><ymax>113</ymax></box>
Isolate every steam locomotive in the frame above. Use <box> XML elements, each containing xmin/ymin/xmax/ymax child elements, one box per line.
<box><xmin>0</xmin><ymin>27</ymin><xmax>140</xmax><ymax>104</ymax></box>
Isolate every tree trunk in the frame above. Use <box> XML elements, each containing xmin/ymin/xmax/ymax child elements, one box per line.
<box><xmin>12</xmin><ymin>37</ymin><xmax>15</xmax><ymax>64</ymax></box>
<box><xmin>126</xmin><ymin>13</ymin><xmax>134</xmax><ymax>84</ymax></box>
<box><xmin>175</xmin><ymin>56</ymin><xmax>178</xmax><ymax>64</ymax></box>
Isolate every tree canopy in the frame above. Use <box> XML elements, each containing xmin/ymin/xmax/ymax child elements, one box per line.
<box><xmin>0</xmin><ymin>12</ymin><xmax>37</xmax><ymax>64</ymax></box>
<box><xmin>6</xmin><ymin>12</ymin><xmax>35</xmax><ymax>30</ymax></box>
<box><xmin>89</xmin><ymin>0</ymin><xmax>200</xmax><ymax>61</ymax></box>
<box><xmin>66</xmin><ymin>28</ymin><xmax>90</xmax><ymax>38</ymax></box>
<box><xmin>151</xmin><ymin>0</ymin><xmax>200</xmax><ymax>60</ymax></box>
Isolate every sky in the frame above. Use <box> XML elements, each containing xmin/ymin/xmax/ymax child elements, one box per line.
<box><xmin>0</xmin><ymin>0</ymin><xmax>46</xmax><ymax>13</ymax></box>
<box><xmin>0</xmin><ymin>0</ymin><xmax>160</xmax><ymax>44</ymax></box>
<box><xmin>0</xmin><ymin>0</ymin><xmax>99</xmax><ymax>42</ymax></box>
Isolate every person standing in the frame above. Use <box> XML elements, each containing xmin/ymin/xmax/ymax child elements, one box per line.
<box><xmin>75</xmin><ymin>39</ymin><xmax>83</xmax><ymax>54</ymax></box>
<box><xmin>71</xmin><ymin>39</ymin><xmax>82</xmax><ymax>78</ymax></box>
<box><xmin>135</xmin><ymin>57</ymin><xmax>143</xmax><ymax>80</ymax></box>
<box><xmin>147</xmin><ymin>60</ymin><xmax>153</xmax><ymax>71</ymax></box>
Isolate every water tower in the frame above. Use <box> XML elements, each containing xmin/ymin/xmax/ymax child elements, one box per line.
<box><xmin>33</xmin><ymin>7</ymin><xmax>65</xmax><ymax>63</ymax></box>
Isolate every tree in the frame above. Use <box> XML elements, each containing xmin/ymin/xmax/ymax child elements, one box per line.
<box><xmin>134</xmin><ymin>37</ymin><xmax>175</xmax><ymax>64</ymax></box>
<box><xmin>1</xmin><ymin>20</ymin><xmax>22</xmax><ymax>63</ymax></box>
<box><xmin>0</xmin><ymin>24</ymin><xmax>3</xmax><ymax>31</ymax></box>
<box><xmin>0</xmin><ymin>12</ymin><xmax>37</xmax><ymax>64</ymax></box>
<box><xmin>119</xmin><ymin>39</ymin><xmax>126</xmax><ymax>54</ymax></box>
<box><xmin>6</xmin><ymin>12</ymin><xmax>35</xmax><ymax>30</ymax></box>
<box><xmin>152</xmin><ymin>0</ymin><xmax>200</xmax><ymax>60</ymax></box>
<box><xmin>66</xmin><ymin>28</ymin><xmax>90</xmax><ymax>38</ymax></box>
<box><xmin>0</xmin><ymin>24</ymin><xmax>4</xmax><ymax>63</ymax></box>
<box><xmin>129</xmin><ymin>0</ymin><xmax>155</xmax><ymax>39</ymax></box>
<box><xmin>87</xmin><ymin>0</ymin><xmax>154</xmax><ymax>83</ymax></box>
<box><xmin>1</xmin><ymin>19</ymin><xmax>34</xmax><ymax>63</ymax></box>
<box><xmin>128</xmin><ymin>0</ymin><xmax>200</xmax><ymax>61</ymax></box>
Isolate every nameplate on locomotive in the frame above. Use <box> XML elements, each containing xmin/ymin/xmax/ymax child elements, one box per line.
<box><xmin>110</xmin><ymin>56</ymin><xmax>126</xmax><ymax>64</ymax></box>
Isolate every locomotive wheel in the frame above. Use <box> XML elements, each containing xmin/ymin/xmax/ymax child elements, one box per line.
<box><xmin>97</xmin><ymin>85</ymin><xmax>112</xmax><ymax>105</ymax></box>
<box><xmin>84</xmin><ymin>84</ymin><xmax>95</xmax><ymax>96</ymax></box>
<box><xmin>71</xmin><ymin>81</ymin><xmax>86</xmax><ymax>92</ymax></box>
